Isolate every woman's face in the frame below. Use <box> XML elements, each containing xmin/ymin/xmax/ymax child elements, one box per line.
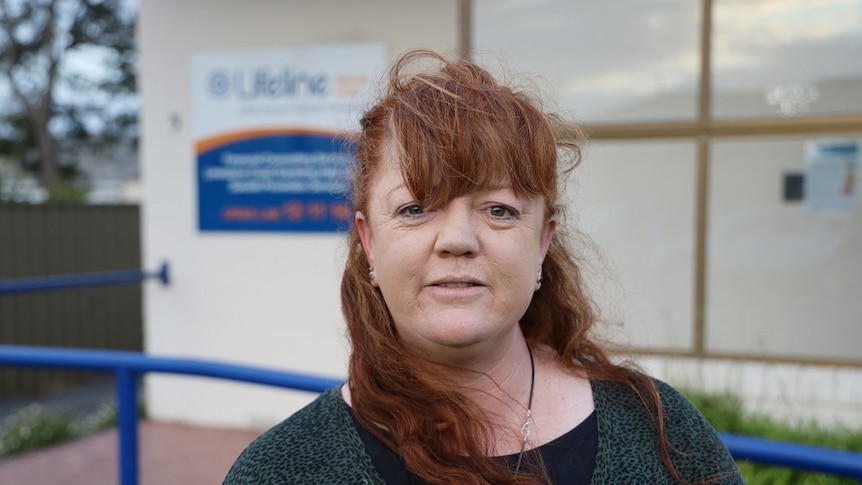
<box><xmin>356</xmin><ymin>147</ymin><xmax>556</xmax><ymax>360</ymax></box>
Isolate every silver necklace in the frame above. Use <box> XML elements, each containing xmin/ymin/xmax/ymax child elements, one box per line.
<box><xmin>514</xmin><ymin>345</ymin><xmax>535</xmax><ymax>473</ymax></box>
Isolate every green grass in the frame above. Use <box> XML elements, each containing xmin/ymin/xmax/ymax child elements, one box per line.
<box><xmin>684</xmin><ymin>389</ymin><xmax>862</xmax><ymax>485</ymax></box>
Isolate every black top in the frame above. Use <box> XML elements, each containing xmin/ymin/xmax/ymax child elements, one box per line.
<box><xmin>349</xmin><ymin>409</ymin><xmax>598</xmax><ymax>484</ymax></box>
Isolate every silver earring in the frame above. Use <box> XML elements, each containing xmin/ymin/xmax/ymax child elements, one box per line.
<box><xmin>537</xmin><ymin>270</ymin><xmax>543</xmax><ymax>284</ymax></box>
<box><xmin>369</xmin><ymin>269</ymin><xmax>376</xmax><ymax>280</ymax></box>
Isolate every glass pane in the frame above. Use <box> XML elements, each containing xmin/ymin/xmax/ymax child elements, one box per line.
<box><xmin>712</xmin><ymin>0</ymin><xmax>862</xmax><ymax>119</ymax></box>
<box><xmin>707</xmin><ymin>136</ymin><xmax>862</xmax><ymax>361</ymax></box>
<box><xmin>473</xmin><ymin>0</ymin><xmax>700</xmax><ymax>122</ymax></box>
<box><xmin>566</xmin><ymin>141</ymin><xmax>697</xmax><ymax>350</ymax></box>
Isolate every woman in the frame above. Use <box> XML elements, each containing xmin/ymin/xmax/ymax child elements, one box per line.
<box><xmin>224</xmin><ymin>50</ymin><xmax>743</xmax><ymax>485</ymax></box>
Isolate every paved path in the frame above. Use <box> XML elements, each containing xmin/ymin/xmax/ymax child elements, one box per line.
<box><xmin>0</xmin><ymin>421</ymin><xmax>260</xmax><ymax>485</ymax></box>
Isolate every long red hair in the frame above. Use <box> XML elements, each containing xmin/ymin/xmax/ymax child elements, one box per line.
<box><xmin>341</xmin><ymin>49</ymin><xmax>681</xmax><ymax>485</ymax></box>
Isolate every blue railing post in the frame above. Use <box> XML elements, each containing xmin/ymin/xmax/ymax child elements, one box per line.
<box><xmin>116</xmin><ymin>367</ymin><xmax>139</xmax><ymax>485</ymax></box>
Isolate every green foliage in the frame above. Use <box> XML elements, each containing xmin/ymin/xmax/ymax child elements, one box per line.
<box><xmin>0</xmin><ymin>405</ymin><xmax>75</xmax><ymax>456</ymax></box>
<box><xmin>736</xmin><ymin>461</ymin><xmax>856</xmax><ymax>485</ymax></box>
<box><xmin>0</xmin><ymin>402</ymin><xmax>117</xmax><ymax>458</ymax></box>
<box><xmin>683</xmin><ymin>389</ymin><xmax>862</xmax><ymax>485</ymax></box>
<box><xmin>0</xmin><ymin>405</ymin><xmax>77</xmax><ymax>457</ymax></box>
<box><xmin>45</xmin><ymin>179</ymin><xmax>88</xmax><ymax>203</ymax></box>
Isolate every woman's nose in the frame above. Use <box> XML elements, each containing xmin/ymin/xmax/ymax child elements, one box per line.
<box><xmin>433</xmin><ymin>202</ymin><xmax>479</xmax><ymax>257</ymax></box>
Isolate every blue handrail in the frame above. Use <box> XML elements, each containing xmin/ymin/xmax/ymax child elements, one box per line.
<box><xmin>720</xmin><ymin>432</ymin><xmax>862</xmax><ymax>480</ymax></box>
<box><xmin>0</xmin><ymin>262</ymin><xmax>170</xmax><ymax>295</ymax></box>
<box><xmin>0</xmin><ymin>345</ymin><xmax>342</xmax><ymax>485</ymax></box>
<box><xmin>1</xmin><ymin>345</ymin><xmax>861</xmax><ymax>484</ymax></box>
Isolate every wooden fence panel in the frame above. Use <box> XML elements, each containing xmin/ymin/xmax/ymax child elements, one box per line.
<box><xmin>0</xmin><ymin>203</ymin><xmax>143</xmax><ymax>400</ymax></box>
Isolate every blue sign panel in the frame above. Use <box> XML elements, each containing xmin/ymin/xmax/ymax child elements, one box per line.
<box><xmin>197</xmin><ymin>130</ymin><xmax>353</xmax><ymax>232</ymax></box>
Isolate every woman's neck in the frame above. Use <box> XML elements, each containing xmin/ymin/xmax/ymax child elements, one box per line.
<box><xmin>440</xmin><ymin>333</ymin><xmax>536</xmax><ymax>455</ymax></box>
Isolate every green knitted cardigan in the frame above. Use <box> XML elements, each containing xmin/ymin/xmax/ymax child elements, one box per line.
<box><xmin>224</xmin><ymin>379</ymin><xmax>743</xmax><ymax>484</ymax></box>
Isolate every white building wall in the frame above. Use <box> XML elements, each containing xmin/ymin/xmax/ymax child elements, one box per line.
<box><xmin>138</xmin><ymin>0</ymin><xmax>460</xmax><ymax>429</ymax></box>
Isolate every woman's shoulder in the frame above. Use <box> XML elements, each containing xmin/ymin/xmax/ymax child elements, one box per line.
<box><xmin>592</xmin><ymin>374</ymin><xmax>704</xmax><ymax>422</ymax></box>
<box><xmin>592</xmin><ymin>375</ymin><xmax>723</xmax><ymax>445</ymax></box>
<box><xmin>222</xmin><ymin>386</ymin><xmax>381</xmax><ymax>485</ymax></box>
<box><xmin>591</xmin><ymin>375</ymin><xmax>743</xmax><ymax>484</ymax></box>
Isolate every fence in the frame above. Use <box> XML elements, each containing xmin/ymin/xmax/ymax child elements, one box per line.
<box><xmin>1</xmin><ymin>344</ymin><xmax>861</xmax><ymax>485</ymax></box>
<box><xmin>0</xmin><ymin>203</ymin><xmax>143</xmax><ymax>399</ymax></box>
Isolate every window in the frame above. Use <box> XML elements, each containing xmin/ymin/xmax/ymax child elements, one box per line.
<box><xmin>712</xmin><ymin>0</ymin><xmax>862</xmax><ymax>118</ymax></box>
<box><xmin>473</xmin><ymin>0</ymin><xmax>701</xmax><ymax>122</ymax></box>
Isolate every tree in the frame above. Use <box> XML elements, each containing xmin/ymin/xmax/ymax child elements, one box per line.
<box><xmin>0</xmin><ymin>0</ymin><xmax>136</xmax><ymax>191</ymax></box>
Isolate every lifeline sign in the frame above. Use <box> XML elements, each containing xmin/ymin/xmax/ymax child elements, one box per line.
<box><xmin>192</xmin><ymin>43</ymin><xmax>386</xmax><ymax>232</ymax></box>
<box><xmin>196</xmin><ymin>129</ymin><xmax>353</xmax><ymax>231</ymax></box>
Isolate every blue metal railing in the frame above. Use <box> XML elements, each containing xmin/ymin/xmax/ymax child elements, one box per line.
<box><xmin>0</xmin><ymin>262</ymin><xmax>170</xmax><ymax>295</ymax></box>
<box><xmin>720</xmin><ymin>432</ymin><xmax>862</xmax><ymax>480</ymax></box>
<box><xmin>1</xmin><ymin>345</ymin><xmax>861</xmax><ymax>484</ymax></box>
<box><xmin>0</xmin><ymin>345</ymin><xmax>343</xmax><ymax>485</ymax></box>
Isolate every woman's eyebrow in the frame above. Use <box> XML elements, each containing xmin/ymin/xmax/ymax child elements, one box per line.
<box><xmin>385</xmin><ymin>183</ymin><xmax>408</xmax><ymax>201</ymax></box>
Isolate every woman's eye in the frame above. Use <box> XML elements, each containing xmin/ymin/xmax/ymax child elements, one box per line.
<box><xmin>488</xmin><ymin>205</ymin><xmax>516</xmax><ymax>218</ymax></box>
<box><xmin>398</xmin><ymin>204</ymin><xmax>425</xmax><ymax>216</ymax></box>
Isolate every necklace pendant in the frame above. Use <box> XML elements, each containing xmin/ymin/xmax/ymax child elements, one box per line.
<box><xmin>520</xmin><ymin>409</ymin><xmax>532</xmax><ymax>442</ymax></box>
<box><xmin>515</xmin><ymin>345</ymin><xmax>535</xmax><ymax>473</ymax></box>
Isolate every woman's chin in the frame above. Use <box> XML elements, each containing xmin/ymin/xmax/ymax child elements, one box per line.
<box><xmin>405</xmin><ymin>323</ymin><xmax>515</xmax><ymax>359</ymax></box>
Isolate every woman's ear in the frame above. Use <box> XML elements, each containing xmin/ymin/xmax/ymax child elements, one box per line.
<box><xmin>535</xmin><ymin>214</ymin><xmax>556</xmax><ymax>291</ymax></box>
<box><xmin>355</xmin><ymin>211</ymin><xmax>375</xmax><ymax>270</ymax></box>
<box><xmin>539</xmin><ymin>213</ymin><xmax>557</xmax><ymax>263</ymax></box>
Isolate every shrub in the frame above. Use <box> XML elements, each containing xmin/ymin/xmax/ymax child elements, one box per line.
<box><xmin>0</xmin><ymin>401</ymin><xmax>117</xmax><ymax>458</ymax></box>
<box><xmin>684</xmin><ymin>389</ymin><xmax>862</xmax><ymax>485</ymax></box>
